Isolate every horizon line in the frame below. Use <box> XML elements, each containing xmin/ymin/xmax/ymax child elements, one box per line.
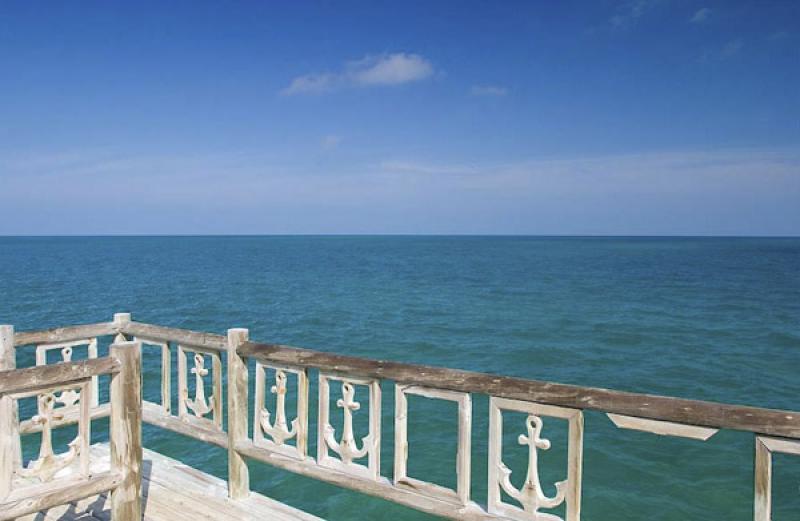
<box><xmin>1</xmin><ymin>233</ymin><xmax>798</xmax><ymax>239</ymax></box>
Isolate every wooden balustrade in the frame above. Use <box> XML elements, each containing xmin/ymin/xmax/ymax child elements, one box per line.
<box><xmin>0</xmin><ymin>335</ymin><xmax>141</xmax><ymax>521</ymax></box>
<box><xmin>2</xmin><ymin>315</ymin><xmax>798</xmax><ymax>521</ymax></box>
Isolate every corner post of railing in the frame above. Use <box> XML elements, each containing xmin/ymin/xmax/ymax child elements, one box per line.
<box><xmin>226</xmin><ymin>328</ymin><xmax>250</xmax><ymax>499</ymax></box>
<box><xmin>0</xmin><ymin>324</ymin><xmax>15</xmax><ymax>500</ymax></box>
<box><xmin>113</xmin><ymin>312</ymin><xmax>132</xmax><ymax>343</ymax></box>
<box><xmin>110</xmin><ymin>340</ymin><xmax>143</xmax><ymax>520</ymax></box>
<box><xmin>0</xmin><ymin>325</ymin><xmax>21</xmax><ymax>471</ymax></box>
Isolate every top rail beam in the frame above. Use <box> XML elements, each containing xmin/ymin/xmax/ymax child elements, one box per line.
<box><xmin>0</xmin><ymin>357</ymin><xmax>120</xmax><ymax>395</ymax></box>
<box><xmin>240</xmin><ymin>341</ymin><xmax>800</xmax><ymax>439</ymax></box>
<box><xmin>122</xmin><ymin>322</ymin><xmax>227</xmax><ymax>351</ymax></box>
<box><xmin>13</xmin><ymin>322</ymin><xmax>117</xmax><ymax>347</ymax></box>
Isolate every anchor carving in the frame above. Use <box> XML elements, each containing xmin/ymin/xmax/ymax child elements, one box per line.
<box><xmin>19</xmin><ymin>393</ymin><xmax>81</xmax><ymax>482</ymax></box>
<box><xmin>324</xmin><ymin>382</ymin><xmax>371</xmax><ymax>464</ymax></box>
<box><xmin>56</xmin><ymin>347</ymin><xmax>80</xmax><ymax>408</ymax></box>
<box><xmin>185</xmin><ymin>354</ymin><xmax>214</xmax><ymax>417</ymax></box>
<box><xmin>259</xmin><ymin>370</ymin><xmax>298</xmax><ymax>445</ymax></box>
<box><xmin>498</xmin><ymin>415</ymin><xmax>567</xmax><ymax>519</ymax></box>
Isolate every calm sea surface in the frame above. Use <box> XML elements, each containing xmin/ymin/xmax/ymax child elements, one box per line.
<box><xmin>1</xmin><ymin>236</ymin><xmax>798</xmax><ymax>520</ymax></box>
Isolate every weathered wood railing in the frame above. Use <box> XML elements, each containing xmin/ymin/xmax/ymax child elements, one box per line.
<box><xmin>1</xmin><ymin>314</ymin><xmax>798</xmax><ymax>520</ymax></box>
<box><xmin>0</xmin><ymin>328</ymin><xmax>142</xmax><ymax>520</ymax></box>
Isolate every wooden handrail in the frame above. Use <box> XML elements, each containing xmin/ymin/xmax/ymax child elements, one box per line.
<box><xmin>239</xmin><ymin>341</ymin><xmax>800</xmax><ymax>439</ymax></box>
<box><xmin>0</xmin><ymin>357</ymin><xmax>120</xmax><ymax>394</ymax></box>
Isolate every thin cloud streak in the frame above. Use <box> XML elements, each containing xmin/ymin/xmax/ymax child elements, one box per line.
<box><xmin>690</xmin><ymin>7</ymin><xmax>712</xmax><ymax>24</ymax></box>
<box><xmin>282</xmin><ymin>53</ymin><xmax>434</xmax><ymax>95</ymax></box>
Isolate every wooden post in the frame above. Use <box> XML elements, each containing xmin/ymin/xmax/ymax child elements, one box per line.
<box><xmin>754</xmin><ymin>436</ymin><xmax>772</xmax><ymax>521</ymax></box>
<box><xmin>114</xmin><ymin>313</ymin><xmax>132</xmax><ymax>343</ymax></box>
<box><xmin>0</xmin><ymin>325</ymin><xmax>21</xmax><ymax>470</ymax></box>
<box><xmin>0</xmin><ymin>325</ymin><xmax>14</xmax><ymax>371</ymax></box>
<box><xmin>110</xmin><ymin>340</ymin><xmax>143</xmax><ymax>520</ymax></box>
<box><xmin>226</xmin><ymin>328</ymin><xmax>250</xmax><ymax>499</ymax></box>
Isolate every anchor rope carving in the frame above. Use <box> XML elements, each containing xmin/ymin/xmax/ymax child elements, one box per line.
<box><xmin>324</xmin><ymin>382</ymin><xmax>371</xmax><ymax>464</ymax></box>
<box><xmin>185</xmin><ymin>354</ymin><xmax>214</xmax><ymax>417</ymax></box>
<box><xmin>18</xmin><ymin>392</ymin><xmax>81</xmax><ymax>482</ymax></box>
<box><xmin>259</xmin><ymin>370</ymin><xmax>298</xmax><ymax>445</ymax></box>
<box><xmin>498</xmin><ymin>415</ymin><xmax>567</xmax><ymax>517</ymax></box>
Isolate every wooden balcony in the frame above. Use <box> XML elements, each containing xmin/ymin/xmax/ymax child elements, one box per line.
<box><xmin>1</xmin><ymin>314</ymin><xmax>798</xmax><ymax>520</ymax></box>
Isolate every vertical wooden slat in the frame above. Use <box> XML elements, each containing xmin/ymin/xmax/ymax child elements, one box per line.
<box><xmin>456</xmin><ymin>393</ymin><xmax>472</xmax><ymax>505</ymax></box>
<box><xmin>296</xmin><ymin>368</ymin><xmax>309</xmax><ymax>458</ymax></box>
<box><xmin>177</xmin><ymin>345</ymin><xmax>188</xmax><ymax>419</ymax></box>
<box><xmin>0</xmin><ymin>325</ymin><xmax>21</xmax><ymax>469</ymax></box>
<box><xmin>79</xmin><ymin>380</ymin><xmax>92</xmax><ymax>477</ymax></box>
<box><xmin>0</xmin><ymin>394</ymin><xmax>14</xmax><ymax>501</ymax></box>
<box><xmin>226</xmin><ymin>328</ymin><xmax>250</xmax><ymax>500</ymax></box>
<box><xmin>162</xmin><ymin>341</ymin><xmax>172</xmax><ymax>414</ymax></box>
<box><xmin>754</xmin><ymin>436</ymin><xmax>772</xmax><ymax>521</ymax></box>
<box><xmin>368</xmin><ymin>380</ymin><xmax>382</xmax><ymax>479</ymax></box>
<box><xmin>393</xmin><ymin>383</ymin><xmax>409</xmax><ymax>485</ymax></box>
<box><xmin>110</xmin><ymin>340</ymin><xmax>143</xmax><ymax>521</ymax></box>
<box><xmin>487</xmin><ymin>398</ymin><xmax>502</xmax><ymax>513</ymax></box>
<box><xmin>212</xmin><ymin>352</ymin><xmax>223</xmax><ymax>428</ymax></box>
<box><xmin>567</xmin><ymin>411</ymin><xmax>584</xmax><ymax>521</ymax></box>
<box><xmin>317</xmin><ymin>376</ymin><xmax>330</xmax><ymax>464</ymax></box>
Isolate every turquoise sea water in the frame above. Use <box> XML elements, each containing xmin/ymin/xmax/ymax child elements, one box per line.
<box><xmin>1</xmin><ymin>236</ymin><xmax>798</xmax><ymax>520</ymax></box>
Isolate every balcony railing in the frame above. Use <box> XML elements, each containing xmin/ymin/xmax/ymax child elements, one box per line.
<box><xmin>1</xmin><ymin>314</ymin><xmax>798</xmax><ymax>520</ymax></box>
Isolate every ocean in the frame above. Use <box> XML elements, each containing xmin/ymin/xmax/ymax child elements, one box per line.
<box><xmin>1</xmin><ymin>236</ymin><xmax>798</xmax><ymax>520</ymax></box>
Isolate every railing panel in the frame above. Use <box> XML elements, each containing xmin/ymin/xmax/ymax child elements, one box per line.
<box><xmin>0</xmin><ymin>347</ymin><xmax>131</xmax><ymax>521</ymax></box>
<box><xmin>253</xmin><ymin>362</ymin><xmax>309</xmax><ymax>460</ymax></box>
<box><xmin>134</xmin><ymin>337</ymin><xmax>172</xmax><ymax>414</ymax></box>
<box><xmin>177</xmin><ymin>344</ymin><xmax>223</xmax><ymax>430</ymax></box>
<box><xmin>318</xmin><ymin>372</ymin><xmax>381</xmax><ymax>480</ymax></box>
<box><xmin>488</xmin><ymin>397</ymin><xmax>583</xmax><ymax>521</ymax></box>
<box><xmin>394</xmin><ymin>384</ymin><xmax>472</xmax><ymax>506</ymax></box>
<box><xmin>754</xmin><ymin>436</ymin><xmax>800</xmax><ymax>521</ymax></box>
<box><xmin>36</xmin><ymin>338</ymin><xmax>100</xmax><ymax>408</ymax></box>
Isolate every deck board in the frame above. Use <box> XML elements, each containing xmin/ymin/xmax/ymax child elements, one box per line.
<box><xmin>15</xmin><ymin>443</ymin><xmax>323</xmax><ymax>521</ymax></box>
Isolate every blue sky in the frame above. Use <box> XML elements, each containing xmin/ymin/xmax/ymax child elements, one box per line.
<box><xmin>1</xmin><ymin>1</ymin><xmax>798</xmax><ymax>235</ymax></box>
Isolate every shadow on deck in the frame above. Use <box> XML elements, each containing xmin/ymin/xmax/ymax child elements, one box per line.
<box><xmin>16</xmin><ymin>444</ymin><xmax>322</xmax><ymax>521</ymax></box>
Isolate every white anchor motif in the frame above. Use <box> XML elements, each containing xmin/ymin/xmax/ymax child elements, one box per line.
<box><xmin>498</xmin><ymin>415</ymin><xmax>567</xmax><ymax>520</ymax></box>
<box><xmin>55</xmin><ymin>347</ymin><xmax>81</xmax><ymax>408</ymax></box>
<box><xmin>324</xmin><ymin>382</ymin><xmax>371</xmax><ymax>464</ymax></box>
<box><xmin>259</xmin><ymin>370</ymin><xmax>299</xmax><ymax>445</ymax></box>
<box><xmin>185</xmin><ymin>354</ymin><xmax>214</xmax><ymax>417</ymax></box>
<box><xmin>18</xmin><ymin>393</ymin><xmax>81</xmax><ymax>482</ymax></box>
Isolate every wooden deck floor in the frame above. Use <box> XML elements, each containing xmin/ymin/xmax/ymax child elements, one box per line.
<box><xmin>15</xmin><ymin>444</ymin><xmax>324</xmax><ymax>521</ymax></box>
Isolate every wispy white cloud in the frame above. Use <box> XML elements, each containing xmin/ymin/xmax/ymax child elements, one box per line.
<box><xmin>470</xmin><ymin>85</ymin><xmax>508</xmax><ymax>97</ymax></box>
<box><xmin>690</xmin><ymin>7</ymin><xmax>712</xmax><ymax>24</ymax></box>
<box><xmin>610</xmin><ymin>0</ymin><xmax>660</xmax><ymax>28</ymax></box>
<box><xmin>282</xmin><ymin>53</ymin><xmax>434</xmax><ymax>95</ymax></box>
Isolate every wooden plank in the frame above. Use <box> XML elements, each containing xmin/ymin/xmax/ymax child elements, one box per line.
<box><xmin>607</xmin><ymin>413</ymin><xmax>718</xmax><ymax>441</ymax></box>
<box><xmin>236</xmin><ymin>439</ymin><xmax>506</xmax><ymax>521</ymax></box>
<box><xmin>109</xmin><ymin>341</ymin><xmax>143</xmax><ymax>520</ymax></box>
<box><xmin>240</xmin><ymin>341</ymin><xmax>800</xmax><ymax>439</ymax></box>
<box><xmin>14</xmin><ymin>323</ymin><xmax>117</xmax><ymax>347</ymax></box>
<box><xmin>0</xmin><ymin>470</ymin><xmax>122</xmax><ymax>520</ymax></box>
<box><xmin>122</xmin><ymin>322</ymin><xmax>226</xmax><ymax>351</ymax></box>
<box><xmin>142</xmin><ymin>401</ymin><xmax>228</xmax><ymax>448</ymax></box>
<box><xmin>0</xmin><ymin>357</ymin><xmax>119</xmax><ymax>395</ymax></box>
<box><xmin>227</xmin><ymin>328</ymin><xmax>250</xmax><ymax>499</ymax></box>
<box><xmin>20</xmin><ymin>402</ymin><xmax>112</xmax><ymax>435</ymax></box>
